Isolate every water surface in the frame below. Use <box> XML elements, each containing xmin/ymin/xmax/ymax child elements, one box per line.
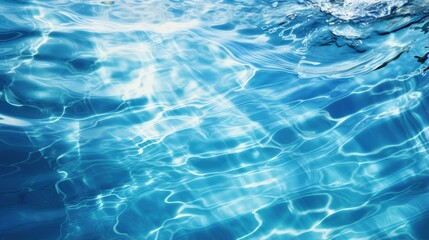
<box><xmin>1</xmin><ymin>0</ymin><xmax>429</xmax><ymax>239</ymax></box>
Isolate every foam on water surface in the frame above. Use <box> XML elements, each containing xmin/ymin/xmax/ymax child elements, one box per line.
<box><xmin>307</xmin><ymin>0</ymin><xmax>409</xmax><ymax>21</ymax></box>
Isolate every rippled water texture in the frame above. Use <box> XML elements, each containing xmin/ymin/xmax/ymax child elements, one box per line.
<box><xmin>1</xmin><ymin>0</ymin><xmax>429</xmax><ymax>239</ymax></box>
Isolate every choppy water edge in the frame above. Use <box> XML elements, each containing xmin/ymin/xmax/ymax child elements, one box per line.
<box><xmin>1</xmin><ymin>0</ymin><xmax>429</xmax><ymax>239</ymax></box>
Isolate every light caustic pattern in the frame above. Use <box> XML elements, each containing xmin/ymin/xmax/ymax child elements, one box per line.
<box><xmin>1</xmin><ymin>0</ymin><xmax>429</xmax><ymax>239</ymax></box>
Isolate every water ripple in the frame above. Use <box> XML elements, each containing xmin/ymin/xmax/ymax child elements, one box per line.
<box><xmin>1</xmin><ymin>0</ymin><xmax>429</xmax><ymax>239</ymax></box>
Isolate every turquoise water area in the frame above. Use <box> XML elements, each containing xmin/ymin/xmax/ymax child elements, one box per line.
<box><xmin>1</xmin><ymin>0</ymin><xmax>429</xmax><ymax>239</ymax></box>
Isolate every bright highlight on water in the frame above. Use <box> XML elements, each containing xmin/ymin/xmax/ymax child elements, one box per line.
<box><xmin>1</xmin><ymin>0</ymin><xmax>429</xmax><ymax>239</ymax></box>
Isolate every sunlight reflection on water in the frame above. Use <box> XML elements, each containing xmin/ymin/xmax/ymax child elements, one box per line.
<box><xmin>0</xmin><ymin>0</ymin><xmax>429</xmax><ymax>239</ymax></box>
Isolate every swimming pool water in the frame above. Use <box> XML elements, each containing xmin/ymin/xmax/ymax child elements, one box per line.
<box><xmin>1</xmin><ymin>0</ymin><xmax>429</xmax><ymax>239</ymax></box>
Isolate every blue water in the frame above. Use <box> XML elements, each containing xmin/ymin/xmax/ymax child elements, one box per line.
<box><xmin>1</xmin><ymin>0</ymin><xmax>429</xmax><ymax>239</ymax></box>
